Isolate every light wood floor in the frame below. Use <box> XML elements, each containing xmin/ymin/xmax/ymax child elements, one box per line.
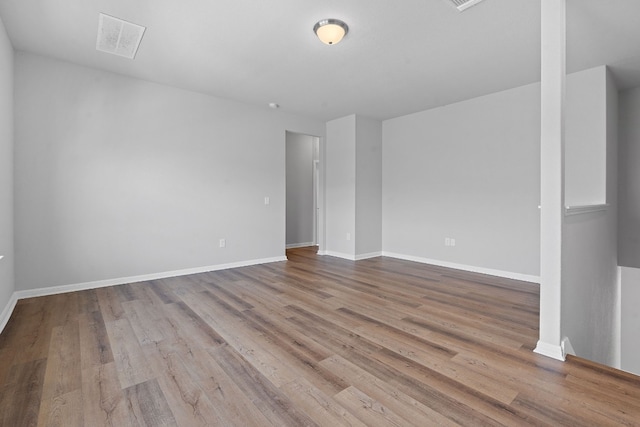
<box><xmin>1</xmin><ymin>247</ymin><xmax>639</xmax><ymax>426</ymax></box>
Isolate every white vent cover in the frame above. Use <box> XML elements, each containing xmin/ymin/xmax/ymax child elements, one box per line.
<box><xmin>96</xmin><ymin>13</ymin><xmax>146</xmax><ymax>59</ymax></box>
<box><xmin>447</xmin><ymin>0</ymin><xmax>486</xmax><ymax>12</ymax></box>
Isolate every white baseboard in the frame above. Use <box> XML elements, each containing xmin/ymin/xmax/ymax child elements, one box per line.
<box><xmin>534</xmin><ymin>340</ymin><xmax>565</xmax><ymax>361</ymax></box>
<box><xmin>318</xmin><ymin>251</ymin><xmax>382</xmax><ymax>261</ymax></box>
<box><xmin>321</xmin><ymin>251</ymin><xmax>383</xmax><ymax>261</ymax></box>
<box><xmin>285</xmin><ymin>242</ymin><xmax>316</xmax><ymax>249</ymax></box>
<box><xmin>323</xmin><ymin>251</ymin><xmax>356</xmax><ymax>261</ymax></box>
<box><xmin>0</xmin><ymin>292</ymin><xmax>18</xmax><ymax>335</ymax></box>
<box><xmin>561</xmin><ymin>336</ymin><xmax>576</xmax><ymax>358</ymax></box>
<box><xmin>355</xmin><ymin>252</ymin><xmax>382</xmax><ymax>261</ymax></box>
<box><xmin>381</xmin><ymin>252</ymin><xmax>540</xmax><ymax>283</ymax></box>
<box><xmin>9</xmin><ymin>255</ymin><xmax>286</xmax><ymax>305</ymax></box>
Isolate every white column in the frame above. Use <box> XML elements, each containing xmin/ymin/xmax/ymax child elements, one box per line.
<box><xmin>535</xmin><ymin>0</ymin><xmax>566</xmax><ymax>361</ymax></box>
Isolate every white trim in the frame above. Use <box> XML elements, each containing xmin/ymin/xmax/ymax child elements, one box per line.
<box><xmin>561</xmin><ymin>336</ymin><xmax>575</xmax><ymax>358</ymax></box>
<box><xmin>13</xmin><ymin>256</ymin><xmax>287</xmax><ymax>300</ymax></box>
<box><xmin>313</xmin><ymin>158</ymin><xmax>320</xmax><ymax>246</ymax></box>
<box><xmin>0</xmin><ymin>292</ymin><xmax>18</xmax><ymax>335</ymax></box>
<box><xmin>285</xmin><ymin>242</ymin><xmax>316</xmax><ymax>249</ymax></box>
<box><xmin>534</xmin><ymin>340</ymin><xmax>565</xmax><ymax>361</ymax></box>
<box><xmin>564</xmin><ymin>203</ymin><xmax>609</xmax><ymax>216</ymax></box>
<box><xmin>355</xmin><ymin>252</ymin><xmax>382</xmax><ymax>261</ymax></box>
<box><xmin>381</xmin><ymin>252</ymin><xmax>540</xmax><ymax>283</ymax></box>
<box><xmin>323</xmin><ymin>251</ymin><xmax>382</xmax><ymax>261</ymax></box>
<box><xmin>613</xmin><ymin>266</ymin><xmax>622</xmax><ymax>369</ymax></box>
<box><xmin>323</xmin><ymin>251</ymin><xmax>356</xmax><ymax>261</ymax></box>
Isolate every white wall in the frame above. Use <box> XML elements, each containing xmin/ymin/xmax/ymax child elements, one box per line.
<box><xmin>382</xmin><ymin>83</ymin><xmax>541</xmax><ymax>277</ymax></box>
<box><xmin>561</xmin><ymin>68</ymin><xmax>618</xmax><ymax>366</ymax></box>
<box><xmin>621</xmin><ymin>266</ymin><xmax>640</xmax><ymax>375</ymax></box>
<box><xmin>618</xmin><ymin>83</ymin><xmax>640</xmax><ymax>373</ymax></box>
<box><xmin>325</xmin><ymin>115</ymin><xmax>382</xmax><ymax>259</ymax></box>
<box><xmin>13</xmin><ymin>52</ymin><xmax>324</xmax><ymax>291</ymax></box>
<box><xmin>618</xmin><ymin>86</ymin><xmax>640</xmax><ymax>268</ymax></box>
<box><xmin>325</xmin><ymin>115</ymin><xmax>356</xmax><ymax>257</ymax></box>
<box><xmin>565</xmin><ymin>66</ymin><xmax>607</xmax><ymax>206</ymax></box>
<box><xmin>355</xmin><ymin>117</ymin><xmax>382</xmax><ymax>257</ymax></box>
<box><xmin>286</xmin><ymin>132</ymin><xmax>315</xmax><ymax>247</ymax></box>
<box><xmin>0</xmin><ymin>16</ymin><xmax>14</xmax><ymax>327</ymax></box>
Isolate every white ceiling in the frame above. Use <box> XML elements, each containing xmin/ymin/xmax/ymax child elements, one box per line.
<box><xmin>1</xmin><ymin>0</ymin><xmax>640</xmax><ymax>121</ymax></box>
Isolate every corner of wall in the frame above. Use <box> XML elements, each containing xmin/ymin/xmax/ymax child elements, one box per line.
<box><xmin>560</xmin><ymin>64</ymin><xmax>621</xmax><ymax>367</ymax></box>
<box><xmin>0</xmin><ymin>13</ymin><xmax>16</xmax><ymax>336</ymax></box>
<box><xmin>0</xmin><ymin>292</ymin><xmax>17</xmax><ymax>335</ymax></box>
<box><xmin>534</xmin><ymin>340</ymin><xmax>565</xmax><ymax>361</ymax></box>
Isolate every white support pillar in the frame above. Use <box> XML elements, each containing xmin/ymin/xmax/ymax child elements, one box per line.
<box><xmin>535</xmin><ymin>0</ymin><xmax>566</xmax><ymax>361</ymax></box>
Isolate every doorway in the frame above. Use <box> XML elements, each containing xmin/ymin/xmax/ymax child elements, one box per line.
<box><xmin>285</xmin><ymin>131</ymin><xmax>320</xmax><ymax>249</ymax></box>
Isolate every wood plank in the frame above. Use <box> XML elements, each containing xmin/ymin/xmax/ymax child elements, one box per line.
<box><xmin>142</xmin><ymin>343</ymin><xmax>222</xmax><ymax>426</ymax></box>
<box><xmin>320</xmin><ymin>354</ymin><xmax>458</xmax><ymax>426</ymax></box>
<box><xmin>123</xmin><ymin>379</ymin><xmax>178</xmax><ymax>426</ymax></box>
<box><xmin>179</xmin><ymin>290</ymin><xmax>304</xmax><ymax>389</ymax></box>
<box><xmin>10</xmin><ymin>298</ymin><xmax>55</xmax><ymax>363</ymax></box>
<box><xmin>37</xmin><ymin>322</ymin><xmax>82</xmax><ymax>423</ymax></box>
<box><xmin>211</xmin><ymin>344</ymin><xmax>319</xmax><ymax>426</ymax></box>
<box><xmin>239</xmin><ymin>308</ymin><xmax>350</xmax><ymax>396</ymax></box>
<box><xmin>104</xmin><ymin>318</ymin><xmax>155</xmax><ymax>389</ymax></box>
<box><xmin>199</xmin><ymin>281</ymin><xmax>349</xmax><ymax>395</ymax></box>
<box><xmin>78</xmin><ymin>311</ymin><xmax>114</xmax><ymax>370</ymax></box>
<box><xmin>37</xmin><ymin>389</ymin><xmax>84</xmax><ymax>427</ymax></box>
<box><xmin>77</xmin><ymin>289</ymin><xmax>100</xmax><ymax>315</ymax></box>
<box><xmin>121</xmin><ymin>299</ymin><xmax>169</xmax><ymax>346</ymax></box>
<box><xmin>0</xmin><ymin>358</ymin><xmax>47</xmax><ymax>426</ymax></box>
<box><xmin>280</xmin><ymin>377</ymin><xmax>368</xmax><ymax>427</ymax></box>
<box><xmin>333</xmin><ymin>386</ymin><xmax>409</xmax><ymax>427</ymax></box>
<box><xmin>371</xmin><ymin>347</ymin><xmax>546</xmax><ymax>426</ymax></box>
<box><xmin>175</xmin><ymin>345</ymin><xmax>274</xmax><ymax>427</ymax></box>
<box><xmin>81</xmin><ymin>363</ymin><xmax>132</xmax><ymax>427</ymax></box>
<box><xmin>350</xmin><ymin>324</ymin><xmax>519</xmax><ymax>406</ymax></box>
<box><xmin>146</xmin><ymin>280</ymin><xmax>181</xmax><ymax>305</ymax></box>
<box><xmin>509</xmin><ymin>390</ymin><xmax>629</xmax><ymax>427</ymax></box>
<box><xmin>48</xmin><ymin>292</ymin><xmax>80</xmax><ymax>328</ymax></box>
<box><xmin>162</xmin><ymin>301</ymin><xmax>227</xmax><ymax>348</ymax></box>
<box><xmin>96</xmin><ymin>287</ymin><xmax>126</xmax><ymax>323</ymax></box>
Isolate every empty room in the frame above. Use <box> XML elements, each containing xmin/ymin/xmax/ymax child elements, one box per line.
<box><xmin>1</xmin><ymin>0</ymin><xmax>640</xmax><ymax>425</ymax></box>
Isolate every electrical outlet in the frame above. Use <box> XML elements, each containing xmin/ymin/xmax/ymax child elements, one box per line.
<box><xmin>264</xmin><ymin>196</ymin><xmax>270</xmax><ymax>205</ymax></box>
<box><xmin>346</xmin><ymin>233</ymin><xmax>351</xmax><ymax>241</ymax></box>
<box><xmin>219</xmin><ymin>238</ymin><xmax>226</xmax><ymax>248</ymax></box>
<box><xmin>450</xmin><ymin>238</ymin><xmax>456</xmax><ymax>247</ymax></box>
<box><xmin>445</xmin><ymin>237</ymin><xmax>451</xmax><ymax>246</ymax></box>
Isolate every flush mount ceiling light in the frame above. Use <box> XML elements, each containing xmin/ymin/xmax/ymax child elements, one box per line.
<box><xmin>313</xmin><ymin>19</ymin><xmax>349</xmax><ymax>45</ymax></box>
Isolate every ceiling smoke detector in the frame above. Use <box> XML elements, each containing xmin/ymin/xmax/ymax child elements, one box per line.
<box><xmin>96</xmin><ymin>13</ymin><xmax>146</xmax><ymax>59</ymax></box>
<box><xmin>447</xmin><ymin>0</ymin><xmax>486</xmax><ymax>12</ymax></box>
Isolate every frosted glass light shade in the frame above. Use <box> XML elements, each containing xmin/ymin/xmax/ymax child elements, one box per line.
<box><xmin>313</xmin><ymin>19</ymin><xmax>349</xmax><ymax>45</ymax></box>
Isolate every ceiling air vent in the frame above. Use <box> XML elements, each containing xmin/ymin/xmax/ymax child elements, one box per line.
<box><xmin>96</xmin><ymin>13</ymin><xmax>146</xmax><ymax>59</ymax></box>
<box><xmin>447</xmin><ymin>0</ymin><xmax>486</xmax><ymax>12</ymax></box>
